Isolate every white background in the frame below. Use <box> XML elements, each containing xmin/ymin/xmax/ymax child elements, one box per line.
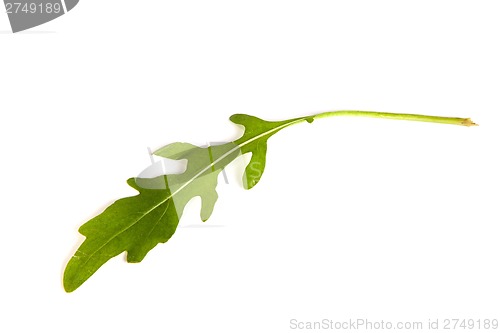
<box><xmin>1</xmin><ymin>1</ymin><xmax>499</xmax><ymax>332</ymax></box>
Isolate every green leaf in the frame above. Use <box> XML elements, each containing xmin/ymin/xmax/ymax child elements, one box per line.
<box><xmin>64</xmin><ymin>114</ymin><xmax>302</xmax><ymax>292</ymax></box>
<box><xmin>64</xmin><ymin>177</ymin><xmax>178</xmax><ymax>292</ymax></box>
<box><xmin>64</xmin><ymin>111</ymin><xmax>476</xmax><ymax>292</ymax></box>
<box><xmin>64</xmin><ymin>142</ymin><xmax>240</xmax><ymax>292</ymax></box>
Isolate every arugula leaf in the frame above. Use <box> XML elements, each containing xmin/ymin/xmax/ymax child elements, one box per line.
<box><xmin>64</xmin><ymin>177</ymin><xmax>178</xmax><ymax>291</ymax></box>
<box><xmin>64</xmin><ymin>111</ymin><xmax>476</xmax><ymax>292</ymax></box>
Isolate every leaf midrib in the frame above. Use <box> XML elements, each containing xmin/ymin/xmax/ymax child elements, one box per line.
<box><xmin>75</xmin><ymin>199</ymin><xmax>171</xmax><ymax>268</ymax></box>
<box><xmin>165</xmin><ymin>117</ymin><xmax>305</xmax><ymax>200</ymax></box>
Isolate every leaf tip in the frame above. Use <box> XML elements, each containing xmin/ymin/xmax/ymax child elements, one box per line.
<box><xmin>229</xmin><ymin>114</ymin><xmax>247</xmax><ymax>126</ymax></box>
<box><xmin>63</xmin><ymin>268</ymin><xmax>81</xmax><ymax>293</ymax></box>
<box><xmin>64</xmin><ymin>282</ymin><xmax>77</xmax><ymax>293</ymax></box>
<box><xmin>242</xmin><ymin>175</ymin><xmax>259</xmax><ymax>190</ymax></box>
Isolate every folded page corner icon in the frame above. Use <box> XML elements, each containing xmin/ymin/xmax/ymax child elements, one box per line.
<box><xmin>65</xmin><ymin>0</ymin><xmax>78</xmax><ymax>12</ymax></box>
<box><xmin>4</xmin><ymin>0</ymin><xmax>80</xmax><ymax>33</ymax></box>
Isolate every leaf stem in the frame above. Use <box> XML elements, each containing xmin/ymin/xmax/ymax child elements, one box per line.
<box><xmin>312</xmin><ymin>110</ymin><xmax>477</xmax><ymax>127</ymax></box>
